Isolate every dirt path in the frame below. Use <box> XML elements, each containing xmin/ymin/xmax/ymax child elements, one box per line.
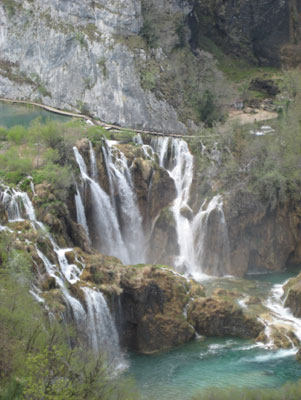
<box><xmin>228</xmin><ymin>109</ymin><xmax>278</xmax><ymax>125</ymax></box>
<box><xmin>0</xmin><ymin>97</ymin><xmax>186</xmax><ymax>138</ymax></box>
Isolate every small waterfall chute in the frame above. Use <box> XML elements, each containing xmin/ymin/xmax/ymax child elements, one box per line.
<box><xmin>74</xmin><ymin>184</ymin><xmax>90</xmax><ymax>241</ymax></box>
<box><xmin>262</xmin><ymin>281</ymin><xmax>301</xmax><ymax>348</ymax></box>
<box><xmin>89</xmin><ymin>140</ymin><xmax>98</xmax><ymax>181</ymax></box>
<box><xmin>82</xmin><ymin>287</ymin><xmax>123</xmax><ymax>359</ymax></box>
<box><xmin>192</xmin><ymin>195</ymin><xmax>231</xmax><ymax>277</ymax></box>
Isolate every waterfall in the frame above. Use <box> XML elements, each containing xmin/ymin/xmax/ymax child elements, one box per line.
<box><xmin>1</xmin><ymin>188</ymin><xmax>24</xmax><ymax>221</ymax></box>
<box><xmin>74</xmin><ymin>184</ymin><xmax>90</xmax><ymax>241</ymax></box>
<box><xmin>73</xmin><ymin>146</ymin><xmax>130</xmax><ymax>264</ymax></box>
<box><xmin>150</xmin><ymin>137</ymin><xmax>196</xmax><ymax>273</ymax></box>
<box><xmin>263</xmin><ymin>281</ymin><xmax>301</xmax><ymax>347</ymax></box>
<box><xmin>89</xmin><ymin>141</ymin><xmax>98</xmax><ymax>181</ymax></box>
<box><xmin>74</xmin><ymin>142</ymin><xmax>145</xmax><ymax>264</ymax></box>
<box><xmin>192</xmin><ymin>195</ymin><xmax>230</xmax><ymax>277</ymax></box>
<box><xmin>101</xmin><ymin>140</ymin><xmax>146</xmax><ymax>263</ymax></box>
<box><xmin>134</xmin><ymin>134</ymin><xmax>155</xmax><ymax>161</ymax></box>
<box><xmin>75</xmin><ymin>137</ymin><xmax>230</xmax><ymax>276</ymax></box>
<box><xmin>147</xmin><ymin>137</ymin><xmax>230</xmax><ymax>277</ymax></box>
<box><xmin>82</xmin><ymin>287</ymin><xmax>123</xmax><ymax>363</ymax></box>
<box><xmin>36</xmin><ymin>247</ymin><xmax>86</xmax><ymax>324</ymax></box>
<box><xmin>0</xmin><ymin>185</ymin><xmax>123</xmax><ymax>364</ymax></box>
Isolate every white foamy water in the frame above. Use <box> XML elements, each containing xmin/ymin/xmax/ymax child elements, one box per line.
<box><xmin>149</xmin><ymin>137</ymin><xmax>230</xmax><ymax>278</ymax></box>
<box><xmin>0</xmin><ymin>184</ymin><xmax>124</xmax><ymax>364</ymax></box>
<box><xmin>263</xmin><ymin>281</ymin><xmax>301</xmax><ymax>346</ymax></box>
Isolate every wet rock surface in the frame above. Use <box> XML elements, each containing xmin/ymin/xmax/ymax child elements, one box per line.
<box><xmin>188</xmin><ymin>297</ymin><xmax>264</xmax><ymax>339</ymax></box>
<box><xmin>284</xmin><ymin>275</ymin><xmax>301</xmax><ymax>318</ymax></box>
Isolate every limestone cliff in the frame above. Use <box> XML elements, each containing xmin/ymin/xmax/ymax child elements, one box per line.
<box><xmin>1</xmin><ymin>0</ymin><xmax>298</xmax><ymax>132</ymax></box>
<box><xmin>0</xmin><ymin>0</ymin><xmax>187</xmax><ymax>133</ymax></box>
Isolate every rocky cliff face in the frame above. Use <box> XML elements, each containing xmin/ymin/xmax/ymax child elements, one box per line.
<box><xmin>224</xmin><ymin>190</ymin><xmax>301</xmax><ymax>276</ymax></box>
<box><xmin>190</xmin><ymin>0</ymin><xmax>301</xmax><ymax>67</ymax></box>
<box><xmin>0</xmin><ymin>0</ymin><xmax>188</xmax><ymax>133</ymax></box>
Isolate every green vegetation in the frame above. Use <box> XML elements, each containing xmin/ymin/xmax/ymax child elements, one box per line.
<box><xmin>137</xmin><ymin>46</ymin><xmax>231</xmax><ymax>127</ymax></box>
<box><xmin>87</xmin><ymin>125</ymin><xmax>136</xmax><ymax>144</ymax></box>
<box><xmin>225</xmin><ymin>73</ymin><xmax>301</xmax><ymax>204</ymax></box>
<box><xmin>0</xmin><ymin>231</ymin><xmax>138</xmax><ymax>400</ymax></box>
<box><xmin>192</xmin><ymin>381</ymin><xmax>301</xmax><ymax>400</ymax></box>
<box><xmin>0</xmin><ymin>119</ymin><xmax>85</xmax><ymax>199</ymax></box>
<box><xmin>188</xmin><ymin>70</ymin><xmax>301</xmax><ymax>209</ymax></box>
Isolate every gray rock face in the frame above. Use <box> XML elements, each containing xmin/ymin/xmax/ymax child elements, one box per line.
<box><xmin>0</xmin><ymin>0</ymin><xmax>187</xmax><ymax>133</ymax></box>
<box><xmin>190</xmin><ymin>0</ymin><xmax>295</xmax><ymax>66</ymax></box>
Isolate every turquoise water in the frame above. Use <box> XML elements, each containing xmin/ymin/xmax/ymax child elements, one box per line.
<box><xmin>0</xmin><ymin>101</ymin><xmax>70</xmax><ymax>128</ymax></box>
<box><xmin>126</xmin><ymin>272</ymin><xmax>301</xmax><ymax>400</ymax></box>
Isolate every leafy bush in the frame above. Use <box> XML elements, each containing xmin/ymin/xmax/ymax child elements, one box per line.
<box><xmin>7</xmin><ymin>125</ymin><xmax>27</xmax><ymax>145</ymax></box>
<box><xmin>32</xmin><ymin>162</ymin><xmax>72</xmax><ymax>201</ymax></box>
<box><xmin>0</xmin><ymin>236</ymin><xmax>138</xmax><ymax>400</ymax></box>
<box><xmin>191</xmin><ymin>381</ymin><xmax>301</xmax><ymax>400</ymax></box>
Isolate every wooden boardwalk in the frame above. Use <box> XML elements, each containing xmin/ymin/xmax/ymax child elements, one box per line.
<box><xmin>0</xmin><ymin>97</ymin><xmax>192</xmax><ymax>139</ymax></box>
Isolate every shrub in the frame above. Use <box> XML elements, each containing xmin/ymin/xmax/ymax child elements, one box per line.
<box><xmin>7</xmin><ymin>125</ymin><xmax>27</xmax><ymax>145</ymax></box>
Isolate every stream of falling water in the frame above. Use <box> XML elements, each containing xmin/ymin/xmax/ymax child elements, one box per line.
<box><xmin>0</xmin><ymin>185</ymin><xmax>125</xmax><ymax>367</ymax></box>
<box><xmin>148</xmin><ymin>136</ymin><xmax>230</xmax><ymax>278</ymax></box>
<box><xmin>74</xmin><ymin>141</ymin><xmax>145</xmax><ymax>264</ymax></box>
<box><xmin>73</xmin><ymin>137</ymin><xmax>230</xmax><ymax>277</ymax></box>
<box><xmin>263</xmin><ymin>281</ymin><xmax>301</xmax><ymax>347</ymax></box>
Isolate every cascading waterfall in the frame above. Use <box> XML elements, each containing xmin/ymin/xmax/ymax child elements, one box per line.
<box><xmin>0</xmin><ymin>185</ymin><xmax>124</xmax><ymax>365</ymax></box>
<box><xmin>1</xmin><ymin>188</ymin><xmax>24</xmax><ymax>221</ymax></box>
<box><xmin>149</xmin><ymin>137</ymin><xmax>230</xmax><ymax>278</ymax></box>
<box><xmin>101</xmin><ymin>140</ymin><xmax>146</xmax><ymax>263</ymax></box>
<box><xmin>74</xmin><ymin>141</ymin><xmax>145</xmax><ymax>264</ymax></box>
<box><xmin>74</xmin><ymin>136</ymin><xmax>230</xmax><ymax>276</ymax></box>
<box><xmin>73</xmin><ymin>146</ymin><xmax>130</xmax><ymax>264</ymax></box>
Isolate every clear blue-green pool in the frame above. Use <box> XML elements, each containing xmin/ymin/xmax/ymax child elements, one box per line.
<box><xmin>126</xmin><ymin>272</ymin><xmax>301</xmax><ymax>400</ymax></box>
<box><xmin>0</xmin><ymin>101</ymin><xmax>70</xmax><ymax>128</ymax></box>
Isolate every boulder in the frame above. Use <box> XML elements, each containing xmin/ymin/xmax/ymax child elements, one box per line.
<box><xmin>188</xmin><ymin>297</ymin><xmax>264</xmax><ymax>339</ymax></box>
<box><xmin>120</xmin><ymin>266</ymin><xmax>195</xmax><ymax>353</ymax></box>
<box><xmin>249</xmin><ymin>78</ymin><xmax>280</xmax><ymax>97</ymax></box>
<box><xmin>284</xmin><ymin>277</ymin><xmax>301</xmax><ymax>318</ymax></box>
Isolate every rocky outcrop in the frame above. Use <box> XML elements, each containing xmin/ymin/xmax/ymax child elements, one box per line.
<box><xmin>34</xmin><ymin>183</ymin><xmax>91</xmax><ymax>252</ymax></box>
<box><xmin>284</xmin><ymin>275</ymin><xmax>301</xmax><ymax>318</ymax></box>
<box><xmin>188</xmin><ymin>297</ymin><xmax>264</xmax><ymax>339</ymax></box>
<box><xmin>78</xmin><ymin>253</ymin><xmax>196</xmax><ymax>352</ymax></box>
<box><xmin>132</xmin><ymin>156</ymin><xmax>177</xmax><ymax>223</ymax></box>
<box><xmin>120</xmin><ymin>266</ymin><xmax>195</xmax><ymax>353</ymax></box>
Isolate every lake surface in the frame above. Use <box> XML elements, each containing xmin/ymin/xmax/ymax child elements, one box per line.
<box><xmin>0</xmin><ymin>101</ymin><xmax>70</xmax><ymax>128</ymax></box>
<box><xmin>126</xmin><ymin>272</ymin><xmax>301</xmax><ymax>400</ymax></box>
